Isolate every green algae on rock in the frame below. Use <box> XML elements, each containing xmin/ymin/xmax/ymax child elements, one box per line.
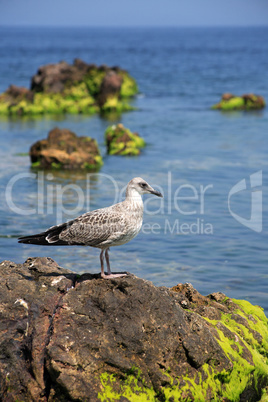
<box><xmin>0</xmin><ymin>59</ymin><xmax>138</xmax><ymax>116</ymax></box>
<box><xmin>105</xmin><ymin>123</ymin><xmax>146</xmax><ymax>156</ymax></box>
<box><xmin>211</xmin><ymin>93</ymin><xmax>266</xmax><ymax>111</ymax></box>
<box><xmin>97</xmin><ymin>285</ymin><xmax>268</xmax><ymax>402</ymax></box>
<box><xmin>166</xmin><ymin>283</ymin><xmax>268</xmax><ymax>402</ymax></box>
<box><xmin>30</xmin><ymin>127</ymin><xmax>103</xmax><ymax>170</ymax></box>
<box><xmin>1</xmin><ymin>258</ymin><xmax>268</xmax><ymax>401</ymax></box>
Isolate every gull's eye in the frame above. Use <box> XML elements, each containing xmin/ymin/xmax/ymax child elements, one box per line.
<box><xmin>139</xmin><ymin>182</ymin><xmax>147</xmax><ymax>188</ymax></box>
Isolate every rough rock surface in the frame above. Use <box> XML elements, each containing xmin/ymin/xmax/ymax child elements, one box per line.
<box><xmin>0</xmin><ymin>257</ymin><xmax>268</xmax><ymax>401</ymax></box>
<box><xmin>30</xmin><ymin>59</ymin><xmax>93</xmax><ymax>93</ymax></box>
<box><xmin>211</xmin><ymin>93</ymin><xmax>266</xmax><ymax>110</ymax></box>
<box><xmin>98</xmin><ymin>71</ymin><xmax>123</xmax><ymax>108</ymax></box>
<box><xmin>2</xmin><ymin>85</ymin><xmax>34</xmax><ymax>103</ymax></box>
<box><xmin>105</xmin><ymin>123</ymin><xmax>146</xmax><ymax>156</ymax></box>
<box><xmin>30</xmin><ymin>127</ymin><xmax>103</xmax><ymax>170</ymax></box>
<box><xmin>0</xmin><ymin>59</ymin><xmax>138</xmax><ymax>116</ymax></box>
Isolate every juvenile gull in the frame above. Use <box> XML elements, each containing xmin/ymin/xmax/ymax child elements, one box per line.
<box><xmin>18</xmin><ymin>177</ymin><xmax>163</xmax><ymax>279</ymax></box>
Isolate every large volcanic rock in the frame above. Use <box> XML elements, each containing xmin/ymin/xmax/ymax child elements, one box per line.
<box><xmin>0</xmin><ymin>257</ymin><xmax>268</xmax><ymax>401</ymax></box>
<box><xmin>30</xmin><ymin>127</ymin><xmax>103</xmax><ymax>170</ymax></box>
<box><xmin>0</xmin><ymin>59</ymin><xmax>138</xmax><ymax>116</ymax></box>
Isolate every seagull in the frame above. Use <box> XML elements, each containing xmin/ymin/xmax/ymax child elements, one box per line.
<box><xmin>18</xmin><ymin>177</ymin><xmax>163</xmax><ymax>279</ymax></box>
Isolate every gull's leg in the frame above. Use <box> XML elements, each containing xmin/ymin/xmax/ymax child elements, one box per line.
<box><xmin>100</xmin><ymin>248</ymin><xmax>127</xmax><ymax>279</ymax></box>
<box><xmin>105</xmin><ymin>248</ymin><xmax>112</xmax><ymax>274</ymax></box>
<box><xmin>100</xmin><ymin>249</ymin><xmax>105</xmax><ymax>278</ymax></box>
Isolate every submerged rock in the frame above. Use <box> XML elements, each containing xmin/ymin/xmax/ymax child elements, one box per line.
<box><xmin>0</xmin><ymin>59</ymin><xmax>138</xmax><ymax>116</ymax></box>
<box><xmin>0</xmin><ymin>257</ymin><xmax>268</xmax><ymax>401</ymax></box>
<box><xmin>30</xmin><ymin>127</ymin><xmax>103</xmax><ymax>170</ymax></box>
<box><xmin>211</xmin><ymin>93</ymin><xmax>266</xmax><ymax>110</ymax></box>
<box><xmin>105</xmin><ymin>123</ymin><xmax>146</xmax><ymax>156</ymax></box>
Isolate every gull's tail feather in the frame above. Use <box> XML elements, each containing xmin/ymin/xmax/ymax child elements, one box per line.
<box><xmin>18</xmin><ymin>221</ymin><xmax>73</xmax><ymax>246</ymax></box>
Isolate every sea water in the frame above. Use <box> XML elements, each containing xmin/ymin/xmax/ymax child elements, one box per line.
<box><xmin>0</xmin><ymin>26</ymin><xmax>268</xmax><ymax>311</ymax></box>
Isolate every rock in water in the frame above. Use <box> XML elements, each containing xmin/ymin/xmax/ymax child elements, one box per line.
<box><xmin>211</xmin><ymin>93</ymin><xmax>266</xmax><ymax>110</ymax></box>
<box><xmin>105</xmin><ymin>123</ymin><xmax>146</xmax><ymax>156</ymax></box>
<box><xmin>0</xmin><ymin>59</ymin><xmax>138</xmax><ymax>116</ymax></box>
<box><xmin>0</xmin><ymin>258</ymin><xmax>268</xmax><ymax>401</ymax></box>
<box><xmin>30</xmin><ymin>127</ymin><xmax>103</xmax><ymax>170</ymax></box>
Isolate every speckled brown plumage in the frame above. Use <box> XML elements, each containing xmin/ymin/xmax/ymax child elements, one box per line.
<box><xmin>18</xmin><ymin>177</ymin><xmax>163</xmax><ymax>278</ymax></box>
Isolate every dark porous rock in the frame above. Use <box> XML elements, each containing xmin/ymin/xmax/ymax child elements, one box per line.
<box><xmin>211</xmin><ymin>93</ymin><xmax>266</xmax><ymax>110</ymax></box>
<box><xmin>0</xmin><ymin>258</ymin><xmax>268</xmax><ymax>401</ymax></box>
<box><xmin>98</xmin><ymin>71</ymin><xmax>123</xmax><ymax>108</ymax></box>
<box><xmin>0</xmin><ymin>85</ymin><xmax>35</xmax><ymax>116</ymax></box>
<box><xmin>3</xmin><ymin>84</ymin><xmax>34</xmax><ymax>102</ymax></box>
<box><xmin>221</xmin><ymin>92</ymin><xmax>234</xmax><ymax>101</ymax></box>
<box><xmin>0</xmin><ymin>258</ymin><xmax>76</xmax><ymax>401</ymax></box>
<box><xmin>31</xmin><ymin>59</ymin><xmax>91</xmax><ymax>94</ymax></box>
<box><xmin>30</xmin><ymin>127</ymin><xmax>103</xmax><ymax>170</ymax></box>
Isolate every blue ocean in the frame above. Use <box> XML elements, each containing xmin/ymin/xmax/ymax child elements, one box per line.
<box><xmin>0</xmin><ymin>26</ymin><xmax>268</xmax><ymax>311</ymax></box>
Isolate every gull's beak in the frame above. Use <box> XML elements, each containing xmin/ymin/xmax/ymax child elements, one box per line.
<box><xmin>149</xmin><ymin>187</ymin><xmax>163</xmax><ymax>197</ymax></box>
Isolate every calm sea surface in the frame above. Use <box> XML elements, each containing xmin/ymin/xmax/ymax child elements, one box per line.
<box><xmin>0</xmin><ymin>27</ymin><xmax>268</xmax><ymax>311</ymax></box>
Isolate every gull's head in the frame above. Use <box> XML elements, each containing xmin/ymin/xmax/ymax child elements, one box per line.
<box><xmin>127</xmin><ymin>177</ymin><xmax>163</xmax><ymax>197</ymax></box>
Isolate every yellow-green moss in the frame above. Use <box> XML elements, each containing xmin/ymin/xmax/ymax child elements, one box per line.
<box><xmin>96</xmin><ymin>300</ymin><xmax>268</xmax><ymax>401</ymax></box>
<box><xmin>2</xmin><ymin>93</ymin><xmax>95</xmax><ymax>116</ymax></box>
<box><xmin>31</xmin><ymin>161</ymin><xmax>41</xmax><ymax>168</ymax></box>
<box><xmin>261</xmin><ymin>387</ymin><xmax>268</xmax><ymax>401</ymax></box>
<box><xmin>101</xmin><ymin>97</ymin><xmax>135</xmax><ymax>113</ymax></box>
<box><xmin>33</xmin><ymin>93</ymin><xmax>99</xmax><ymax>115</ymax></box>
<box><xmin>98</xmin><ymin>369</ymin><xmax>156</xmax><ymax>402</ymax></box>
<box><xmin>50</xmin><ymin>162</ymin><xmax>62</xmax><ymax>169</ymax></box>
<box><xmin>212</xmin><ymin>96</ymin><xmax>245</xmax><ymax>110</ymax></box>
<box><xmin>64</xmin><ymin>82</ymin><xmax>92</xmax><ymax>100</ymax></box>
<box><xmin>119</xmin><ymin>71</ymin><xmax>138</xmax><ymax>98</ymax></box>
<box><xmin>232</xmin><ymin>299</ymin><xmax>268</xmax><ymax>357</ymax></box>
<box><xmin>200</xmin><ymin>300</ymin><xmax>268</xmax><ymax>401</ymax></box>
<box><xmin>84</xmin><ymin>68</ymin><xmax>106</xmax><ymax>97</ymax></box>
<box><xmin>211</xmin><ymin>95</ymin><xmax>266</xmax><ymax>111</ymax></box>
<box><xmin>161</xmin><ymin>365</ymin><xmax>225</xmax><ymax>401</ymax></box>
<box><xmin>0</xmin><ymin>102</ymin><xmax>10</xmax><ymax>115</ymax></box>
<box><xmin>83</xmin><ymin>155</ymin><xmax>103</xmax><ymax>171</ymax></box>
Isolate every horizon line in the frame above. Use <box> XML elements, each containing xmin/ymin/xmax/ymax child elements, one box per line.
<box><xmin>0</xmin><ymin>23</ymin><xmax>268</xmax><ymax>29</ymax></box>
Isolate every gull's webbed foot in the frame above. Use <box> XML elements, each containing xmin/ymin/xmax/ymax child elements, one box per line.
<box><xmin>100</xmin><ymin>272</ymin><xmax>128</xmax><ymax>279</ymax></box>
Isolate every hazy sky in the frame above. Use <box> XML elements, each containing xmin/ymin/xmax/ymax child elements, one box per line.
<box><xmin>1</xmin><ymin>0</ymin><xmax>268</xmax><ymax>27</ymax></box>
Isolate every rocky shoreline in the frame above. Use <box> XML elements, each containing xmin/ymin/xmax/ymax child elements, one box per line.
<box><xmin>0</xmin><ymin>257</ymin><xmax>268</xmax><ymax>401</ymax></box>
